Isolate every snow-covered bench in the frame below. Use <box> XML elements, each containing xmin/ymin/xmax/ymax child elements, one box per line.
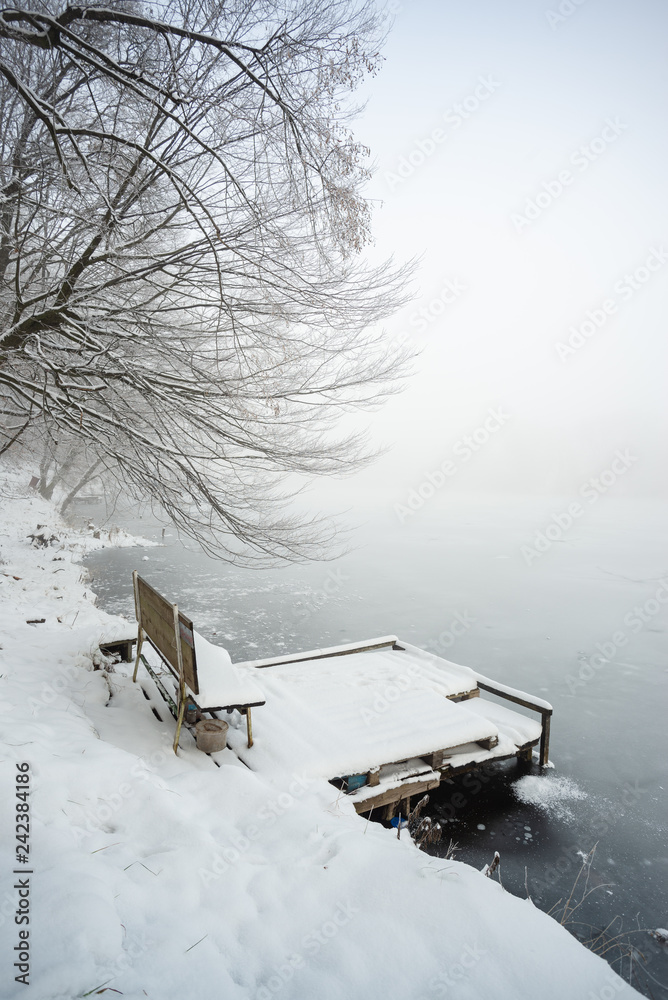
<box><xmin>98</xmin><ymin>624</ymin><xmax>137</xmax><ymax>663</ymax></box>
<box><xmin>131</xmin><ymin>572</ymin><xmax>265</xmax><ymax>753</ymax></box>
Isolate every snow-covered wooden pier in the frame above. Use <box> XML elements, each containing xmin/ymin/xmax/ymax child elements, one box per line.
<box><xmin>119</xmin><ymin>575</ymin><xmax>552</xmax><ymax>820</ymax></box>
<box><xmin>232</xmin><ymin>636</ymin><xmax>553</xmax><ymax>819</ymax></box>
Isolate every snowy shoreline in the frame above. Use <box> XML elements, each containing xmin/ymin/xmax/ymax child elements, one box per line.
<box><xmin>0</xmin><ymin>466</ymin><xmax>642</xmax><ymax>999</ymax></box>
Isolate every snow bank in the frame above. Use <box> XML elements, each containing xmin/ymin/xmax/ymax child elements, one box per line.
<box><xmin>0</xmin><ymin>467</ymin><xmax>642</xmax><ymax>999</ymax></box>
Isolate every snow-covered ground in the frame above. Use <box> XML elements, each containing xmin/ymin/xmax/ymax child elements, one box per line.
<box><xmin>0</xmin><ymin>466</ymin><xmax>643</xmax><ymax>999</ymax></box>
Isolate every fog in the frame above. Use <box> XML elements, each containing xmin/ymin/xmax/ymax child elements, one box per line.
<box><xmin>324</xmin><ymin>0</ymin><xmax>668</xmax><ymax>507</ymax></box>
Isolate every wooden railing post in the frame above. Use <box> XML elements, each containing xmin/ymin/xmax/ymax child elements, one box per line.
<box><xmin>172</xmin><ymin>602</ymin><xmax>186</xmax><ymax>754</ymax></box>
<box><xmin>539</xmin><ymin>711</ymin><xmax>551</xmax><ymax>767</ymax></box>
<box><xmin>132</xmin><ymin>627</ymin><xmax>144</xmax><ymax>683</ymax></box>
<box><xmin>477</xmin><ymin>677</ymin><xmax>553</xmax><ymax>767</ymax></box>
<box><xmin>131</xmin><ymin>570</ymin><xmax>143</xmax><ymax>683</ymax></box>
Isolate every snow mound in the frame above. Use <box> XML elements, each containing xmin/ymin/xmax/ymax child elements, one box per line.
<box><xmin>512</xmin><ymin>775</ymin><xmax>587</xmax><ymax>821</ymax></box>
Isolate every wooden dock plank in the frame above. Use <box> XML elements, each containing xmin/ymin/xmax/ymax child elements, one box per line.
<box><xmin>352</xmin><ymin>774</ymin><xmax>441</xmax><ymax>814</ymax></box>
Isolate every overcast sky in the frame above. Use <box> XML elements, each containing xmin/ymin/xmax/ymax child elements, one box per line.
<box><xmin>324</xmin><ymin>0</ymin><xmax>668</xmax><ymax>507</ymax></box>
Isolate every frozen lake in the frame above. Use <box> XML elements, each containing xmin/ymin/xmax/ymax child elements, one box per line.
<box><xmin>82</xmin><ymin>493</ymin><xmax>668</xmax><ymax>997</ymax></box>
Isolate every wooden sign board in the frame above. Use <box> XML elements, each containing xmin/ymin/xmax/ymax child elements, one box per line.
<box><xmin>134</xmin><ymin>574</ymin><xmax>199</xmax><ymax>694</ymax></box>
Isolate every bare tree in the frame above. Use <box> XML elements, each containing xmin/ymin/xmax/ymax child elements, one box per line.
<box><xmin>0</xmin><ymin>0</ymin><xmax>411</xmax><ymax>562</ymax></box>
<box><xmin>30</xmin><ymin>422</ymin><xmax>107</xmax><ymax>509</ymax></box>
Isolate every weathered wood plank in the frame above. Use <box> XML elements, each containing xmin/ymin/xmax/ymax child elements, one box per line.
<box><xmin>137</xmin><ymin>576</ymin><xmax>183</xmax><ymax>628</ymax></box>
<box><xmin>141</xmin><ymin>603</ymin><xmax>179</xmax><ymax>664</ymax></box>
<box><xmin>352</xmin><ymin>774</ymin><xmax>441</xmax><ymax>814</ymax></box>
<box><xmin>446</xmin><ymin>688</ymin><xmax>480</xmax><ymax>702</ymax></box>
<box><xmin>135</xmin><ymin>575</ymin><xmax>198</xmax><ymax>694</ymax></box>
<box><xmin>439</xmin><ymin>740</ymin><xmax>540</xmax><ymax>778</ymax></box>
